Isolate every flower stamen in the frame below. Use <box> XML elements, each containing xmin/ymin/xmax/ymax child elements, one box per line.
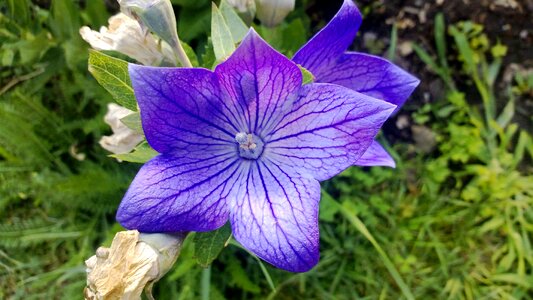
<box><xmin>235</xmin><ymin>132</ymin><xmax>264</xmax><ymax>160</ymax></box>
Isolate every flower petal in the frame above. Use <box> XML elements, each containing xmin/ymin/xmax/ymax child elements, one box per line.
<box><xmin>229</xmin><ymin>159</ymin><xmax>320</xmax><ymax>272</ymax></box>
<box><xmin>265</xmin><ymin>83</ymin><xmax>396</xmax><ymax>181</ymax></box>
<box><xmin>315</xmin><ymin>52</ymin><xmax>420</xmax><ymax>111</ymax></box>
<box><xmin>355</xmin><ymin>140</ymin><xmax>396</xmax><ymax>168</ymax></box>
<box><xmin>117</xmin><ymin>152</ymin><xmax>243</xmax><ymax>232</ymax></box>
<box><xmin>129</xmin><ymin>65</ymin><xmax>245</xmax><ymax>154</ymax></box>
<box><xmin>292</xmin><ymin>0</ymin><xmax>361</xmax><ymax>75</ymax></box>
<box><xmin>215</xmin><ymin>29</ymin><xmax>302</xmax><ymax>136</ymax></box>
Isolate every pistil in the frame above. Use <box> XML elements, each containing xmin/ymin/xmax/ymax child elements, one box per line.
<box><xmin>235</xmin><ymin>132</ymin><xmax>264</xmax><ymax>160</ymax></box>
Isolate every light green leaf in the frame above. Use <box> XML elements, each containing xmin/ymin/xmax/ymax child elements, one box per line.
<box><xmin>111</xmin><ymin>142</ymin><xmax>158</xmax><ymax>163</ymax></box>
<box><xmin>496</xmin><ymin>99</ymin><xmax>514</xmax><ymax>128</ymax></box>
<box><xmin>88</xmin><ymin>50</ymin><xmax>137</xmax><ymax>111</ymax></box>
<box><xmin>120</xmin><ymin>112</ymin><xmax>143</xmax><ymax>135</ymax></box>
<box><xmin>219</xmin><ymin>0</ymin><xmax>248</xmax><ymax>43</ymax></box>
<box><xmin>490</xmin><ymin>274</ymin><xmax>533</xmax><ymax>289</ymax></box>
<box><xmin>449</xmin><ymin>26</ymin><xmax>476</xmax><ymax>74</ymax></box>
<box><xmin>211</xmin><ymin>3</ymin><xmax>235</xmax><ymax>62</ymax></box>
<box><xmin>298</xmin><ymin>65</ymin><xmax>315</xmax><ymax>85</ymax></box>
<box><xmin>193</xmin><ymin>223</ymin><xmax>232</xmax><ymax>267</ymax></box>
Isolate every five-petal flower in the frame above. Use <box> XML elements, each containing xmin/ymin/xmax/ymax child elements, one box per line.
<box><xmin>293</xmin><ymin>0</ymin><xmax>420</xmax><ymax>168</ymax></box>
<box><xmin>117</xmin><ymin>29</ymin><xmax>396</xmax><ymax>272</ymax></box>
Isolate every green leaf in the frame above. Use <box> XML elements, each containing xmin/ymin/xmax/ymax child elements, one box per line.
<box><xmin>111</xmin><ymin>142</ymin><xmax>158</xmax><ymax>163</ymax></box>
<box><xmin>178</xmin><ymin>6</ymin><xmax>211</xmax><ymax>42</ymax></box>
<box><xmin>181</xmin><ymin>40</ymin><xmax>200</xmax><ymax>67</ymax></box>
<box><xmin>219</xmin><ymin>0</ymin><xmax>248</xmax><ymax>43</ymax></box>
<box><xmin>88</xmin><ymin>50</ymin><xmax>137</xmax><ymax>111</ymax></box>
<box><xmin>171</xmin><ymin>0</ymin><xmax>209</xmax><ymax>9</ymax></box>
<box><xmin>491</xmin><ymin>43</ymin><xmax>508</xmax><ymax>58</ymax></box>
<box><xmin>412</xmin><ymin>44</ymin><xmax>441</xmax><ymax>75</ymax></box>
<box><xmin>319</xmin><ymin>190</ymin><xmax>339</xmax><ymax>222</ymax></box>
<box><xmin>227</xmin><ymin>256</ymin><xmax>261</xmax><ymax>293</ymax></box>
<box><xmin>298</xmin><ymin>65</ymin><xmax>315</xmax><ymax>85</ymax></box>
<box><xmin>84</xmin><ymin>0</ymin><xmax>110</xmax><ymax>28</ymax></box>
<box><xmin>120</xmin><ymin>112</ymin><xmax>143</xmax><ymax>135</ymax></box>
<box><xmin>200</xmin><ymin>39</ymin><xmax>216</xmax><ymax>69</ymax></box>
<box><xmin>338</xmin><ymin>200</ymin><xmax>415</xmax><ymax>300</ymax></box>
<box><xmin>193</xmin><ymin>223</ymin><xmax>232</xmax><ymax>267</ymax></box>
<box><xmin>434</xmin><ymin>13</ymin><xmax>448</xmax><ymax>69</ymax></box>
<box><xmin>258</xmin><ymin>19</ymin><xmax>307</xmax><ymax>56</ymax></box>
<box><xmin>386</xmin><ymin>23</ymin><xmax>397</xmax><ymax>61</ymax></box>
<box><xmin>211</xmin><ymin>3</ymin><xmax>236</xmax><ymax>62</ymax></box>
<box><xmin>496</xmin><ymin>99</ymin><xmax>514</xmax><ymax>128</ymax></box>
<box><xmin>6</xmin><ymin>0</ymin><xmax>30</xmax><ymax>25</ymax></box>
<box><xmin>49</xmin><ymin>0</ymin><xmax>80</xmax><ymax>39</ymax></box>
<box><xmin>449</xmin><ymin>25</ymin><xmax>476</xmax><ymax>74</ymax></box>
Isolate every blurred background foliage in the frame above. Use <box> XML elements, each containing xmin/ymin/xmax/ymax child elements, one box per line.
<box><xmin>1</xmin><ymin>0</ymin><xmax>532</xmax><ymax>299</ymax></box>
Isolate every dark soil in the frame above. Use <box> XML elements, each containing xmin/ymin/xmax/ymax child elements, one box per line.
<box><xmin>308</xmin><ymin>0</ymin><xmax>533</xmax><ymax>141</ymax></box>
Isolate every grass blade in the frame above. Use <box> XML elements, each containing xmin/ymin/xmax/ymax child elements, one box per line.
<box><xmin>338</xmin><ymin>200</ymin><xmax>415</xmax><ymax>300</ymax></box>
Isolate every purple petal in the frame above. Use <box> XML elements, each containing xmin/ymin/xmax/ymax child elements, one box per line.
<box><xmin>265</xmin><ymin>83</ymin><xmax>396</xmax><ymax>181</ymax></box>
<box><xmin>355</xmin><ymin>140</ymin><xmax>396</xmax><ymax>168</ymax></box>
<box><xmin>292</xmin><ymin>0</ymin><xmax>361</xmax><ymax>75</ymax></box>
<box><xmin>117</xmin><ymin>152</ymin><xmax>242</xmax><ymax>232</ymax></box>
<box><xmin>129</xmin><ymin>65</ymin><xmax>246</xmax><ymax>153</ymax></box>
<box><xmin>229</xmin><ymin>160</ymin><xmax>320</xmax><ymax>272</ymax></box>
<box><xmin>315</xmin><ymin>52</ymin><xmax>420</xmax><ymax>111</ymax></box>
<box><xmin>215</xmin><ymin>29</ymin><xmax>302</xmax><ymax>136</ymax></box>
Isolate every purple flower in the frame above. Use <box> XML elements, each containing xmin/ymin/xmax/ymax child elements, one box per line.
<box><xmin>116</xmin><ymin>29</ymin><xmax>395</xmax><ymax>272</ymax></box>
<box><xmin>293</xmin><ymin>0</ymin><xmax>420</xmax><ymax>168</ymax></box>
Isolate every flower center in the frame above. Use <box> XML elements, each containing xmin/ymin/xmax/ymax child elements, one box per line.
<box><xmin>235</xmin><ymin>132</ymin><xmax>264</xmax><ymax>160</ymax></box>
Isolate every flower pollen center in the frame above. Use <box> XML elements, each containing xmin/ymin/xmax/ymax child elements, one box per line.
<box><xmin>235</xmin><ymin>132</ymin><xmax>264</xmax><ymax>160</ymax></box>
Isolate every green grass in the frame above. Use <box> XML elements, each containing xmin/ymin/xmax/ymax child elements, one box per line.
<box><xmin>1</xmin><ymin>1</ymin><xmax>532</xmax><ymax>299</ymax></box>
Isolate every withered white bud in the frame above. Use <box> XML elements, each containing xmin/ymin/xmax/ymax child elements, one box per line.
<box><xmin>117</xmin><ymin>0</ymin><xmax>179</xmax><ymax>49</ymax></box>
<box><xmin>99</xmin><ymin>103</ymin><xmax>144</xmax><ymax>155</ymax></box>
<box><xmin>84</xmin><ymin>230</ymin><xmax>186</xmax><ymax>300</ymax></box>
<box><xmin>79</xmin><ymin>13</ymin><xmax>175</xmax><ymax>66</ymax></box>
<box><xmin>117</xmin><ymin>0</ymin><xmax>191</xmax><ymax>67</ymax></box>
<box><xmin>227</xmin><ymin>0</ymin><xmax>256</xmax><ymax>13</ymax></box>
<box><xmin>256</xmin><ymin>0</ymin><xmax>295</xmax><ymax>27</ymax></box>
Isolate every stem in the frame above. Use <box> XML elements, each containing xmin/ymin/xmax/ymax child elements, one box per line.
<box><xmin>257</xmin><ymin>258</ymin><xmax>276</xmax><ymax>292</ymax></box>
<box><xmin>201</xmin><ymin>265</ymin><xmax>211</xmax><ymax>300</ymax></box>
<box><xmin>228</xmin><ymin>240</ymin><xmax>277</xmax><ymax>292</ymax></box>
<box><xmin>171</xmin><ymin>39</ymin><xmax>192</xmax><ymax>68</ymax></box>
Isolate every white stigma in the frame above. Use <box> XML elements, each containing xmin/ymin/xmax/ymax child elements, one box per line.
<box><xmin>235</xmin><ymin>132</ymin><xmax>264</xmax><ymax>160</ymax></box>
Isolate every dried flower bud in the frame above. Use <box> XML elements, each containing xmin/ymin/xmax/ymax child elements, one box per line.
<box><xmin>99</xmin><ymin>103</ymin><xmax>144</xmax><ymax>155</ymax></box>
<box><xmin>227</xmin><ymin>0</ymin><xmax>256</xmax><ymax>13</ymax></box>
<box><xmin>256</xmin><ymin>0</ymin><xmax>295</xmax><ymax>27</ymax></box>
<box><xmin>79</xmin><ymin>13</ymin><xmax>175</xmax><ymax>66</ymax></box>
<box><xmin>84</xmin><ymin>230</ymin><xmax>186</xmax><ymax>300</ymax></box>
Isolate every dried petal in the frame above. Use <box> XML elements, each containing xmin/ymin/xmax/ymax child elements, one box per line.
<box><xmin>80</xmin><ymin>13</ymin><xmax>174</xmax><ymax>66</ymax></box>
<box><xmin>99</xmin><ymin>103</ymin><xmax>143</xmax><ymax>155</ymax></box>
<box><xmin>84</xmin><ymin>230</ymin><xmax>185</xmax><ymax>300</ymax></box>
